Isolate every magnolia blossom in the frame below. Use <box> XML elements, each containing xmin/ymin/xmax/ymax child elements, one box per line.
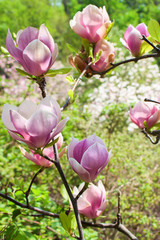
<box><xmin>73</xmin><ymin>181</ymin><xmax>107</xmax><ymax>218</ymax></box>
<box><xmin>67</xmin><ymin>134</ymin><xmax>111</xmax><ymax>182</ymax></box>
<box><xmin>91</xmin><ymin>39</ymin><xmax>116</xmax><ymax>72</ymax></box>
<box><xmin>70</xmin><ymin>5</ymin><xmax>111</xmax><ymax>43</ymax></box>
<box><xmin>6</xmin><ymin>24</ymin><xmax>58</xmax><ymax>76</ymax></box>
<box><xmin>2</xmin><ymin>96</ymin><xmax>68</xmax><ymax>149</ymax></box>
<box><xmin>19</xmin><ymin>134</ymin><xmax>66</xmax><ymax>168</ymax></box>
<box><xmin>129</xmin><ymin>102</ymin><xmax>160</xmax><ymax>129</ymax></box>
<box><xmin>120</xmin><ymin>23</ymin><xmax>149</xmax><ymax>57</ymax></box>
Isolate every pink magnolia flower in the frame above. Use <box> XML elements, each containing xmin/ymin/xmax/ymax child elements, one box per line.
<box><xmin>91</xmin><ymin>39</ymin><xmax>116</xmax><ymax>72</ymax></box>
<box><xmin>6</xmin><ymin>24</ymin><xmax>58</xmax><ymax>76</ymax></box>
<box><xmin>67</xmin><ymin>134</ymin><xmax>111</xmax><ymax>182</ymax></box>
<box><xmin>129</xmin><ymin>102</ymin><xmax>160</xmax><ymax>129</ymax></box>
<box><xmin>19</xmin><ymin>133</ymin><xmax>66</xmax><ymax>168</ymax></box>
<box><xmin>2</xmin><ymin>96</ymin><xmax>68</xmax><ymax>149</ymax></box>
<box><xmin>120</xmin><ymin>23</ymin><xmax>149</xmax><ymax>57</ymax></box>
<box><xmin>73</xmin><ymin>181</ymin><xmax>107</xmax><ymax>219</ymax></box>
<box><xmin>70</xmin><ymin>5</ymin><xmax>111</xmax><ymax>43</ymax></box>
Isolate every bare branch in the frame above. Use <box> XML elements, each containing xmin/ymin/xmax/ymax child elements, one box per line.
<box><xmin>25</xmin><ymin>167</ymin><xmax>45</xmax><ymax>206</ymax></box>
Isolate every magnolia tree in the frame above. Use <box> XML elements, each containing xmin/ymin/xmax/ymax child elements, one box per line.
<box><xmin>1</xmin><ymin>4</ymin><xmax>160</xmax><ymax>240</ymax></box>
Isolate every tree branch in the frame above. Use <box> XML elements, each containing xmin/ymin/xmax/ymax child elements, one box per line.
<box><xmin>141</xmin><ymin>35</ymin><xmax>160</xmax><ymax>53</ymax></box>
<box><xmin>0</xmin><ymin>192</ymin><xmax>138</xmax><ymax>240</ymax></box>
<box><xmin>52</xmin><ymin>143</ymin><xmax>85</xmax><ymax>240</ymax></box>
<box><xmin>25</xmin><ymin>167</ymin><xmax>45</xmax><ymax>206</ymax></box>
<box><xmin>93</xmin><ymin>52</ymin><xmax>160</xmax><ymax>76</ymax></box>
<box><xmin>61</xmin><ymin>62</ymin><xmax>92</xmax><ymax>111</ymax></box>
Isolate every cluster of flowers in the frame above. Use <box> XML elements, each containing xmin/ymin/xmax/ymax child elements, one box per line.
<box><xmin>69</xmin><ymin>4</ymin><xmax>150</xmax><ymax>74</ymax></box>
<box><xmin>130</xmin><ymin>100</ymin><xmax>160</xmax><ymax>130</ymax></box>
<box><xmin>1</xmin><ymin>4</ymin><xmax>157</xmax><ymax>221</ymax></box>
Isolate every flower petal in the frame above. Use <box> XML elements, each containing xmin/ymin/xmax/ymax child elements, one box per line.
<box><xmin>38</xmin><ymin>24</ymin><xmax>55</xmax><ymax>53</ymax></box>
<box><xmin>23</xmin><ymin>39</ymin><xmax>51</xmax><ymax>76</ymax></box>
<box><xmin>17</xmin><ymin>26</ymin><xmax>39</xmax><ymax>51</ymax></box>
<box><xmin>6</xmin><ymin>30</ymin><xmax>24</xmax><ymax>64</ymax></box>
<box><xmin>136</xmin><ymin>23</ymin><xmax>149</xmax><ymax>37</ymax></box>
<box><xmin>39</xmin><ymin>96</ymin><xmax>61</xmax><ymax>122</ymax></box>
<box><xmin>2</xmin><ymin>104</ymin><xmax>17</xmax><ymax>131</ymax></box>
<box><xmin>52</xmin><ymin>117</ymin><xmax>69</xmax><ymax>137</ymax></box>
<box><xmin>10</xmin><ymin>110</ymin><xmax>28</xmax><ymax>137</ymax></box>
<box><xmin>81</xmin><ymin>142</ymin><xmax>109</xmax><ymax>181</ymax></box>
<box><xmin>67</xmin><ymin>137</ymin><xmax>79</xmax><ymax>159</ymax></box>
<box><xmin>18</xmin><ymin>100</ymin><xmax>38</xmax><ymax>119</ymax></box>
<box><xmin>26</xmin><ymin>108</ymin><xmax>58</xmax><ymax>137</ymax></box>
<box><xmin>124</xmin><ymin>25</ymin><xmax>134</xmax><ymax>42</ymax></box>
<box><xmin>69</xmin><ymin>158</ymin><xmax>91</xmax><ymax>182</ymax></box>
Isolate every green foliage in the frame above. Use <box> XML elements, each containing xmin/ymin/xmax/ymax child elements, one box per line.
<box><xmin>148</xmin><ymin>19</ymin><xmax>160</xmax><ymax>43</ymax></box>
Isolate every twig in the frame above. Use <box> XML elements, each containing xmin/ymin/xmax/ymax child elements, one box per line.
<box><xmin>61</xmin><ymin>62</ymin><xmax>92</xmax><ymax>111</ymax></box>
<box><xmin>117</xmin><ymin>191</ymin><xmax>122</xmax><ymax>225</ymax></box>
<box><xmin>141</xmin><ymin>128</ymin><xmax>160</xmax><ymax>144</ymax></box>
<box><xmin>0</xmin><ymin>192</ymin><xmax>59</xmax><ymax>218</ymax></box>
<box><xmin>36</xmin><ymin>77</ymin><xmax>47</xmax><ymax>98</ymax></box>
<box><xmin>141</xmin><ymin>35</ymin><xmax>160</xmax><ymax>53</ymax></box>
<box><xmin>75</xmin><ymin>183</ymin><xmax>88</xmax><ymax>201</ymax></box>
<box><xmin>144</xmin><ymin>98</ymin><xmax>160</xmax><ymax>104</ymax></box>
<box><xmin>25</xmin><ymin>167</ymin><xmax>45</xmax><ymax>206</ymax></box>
<box><xmin>0</xmin><ymin>192</ymin><xmax>138</xmax><ymax>240</ymax></box>
<box><xmin>93</xmin><ymin>52</ymin><xmax>160</xmax><ymax>76</ymax></box>
<box><xmin>52</xmin><ymin>143</ymin><xmax>85</xmax><ymax>240</ymax></box>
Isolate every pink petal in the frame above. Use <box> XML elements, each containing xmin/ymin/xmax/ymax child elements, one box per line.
<box><xmin>69</xmin><ymin>158</ymin><xmax>91</xmax><ymax>182</ymax></box>
<box><xmin>83</xmin><ymin>184</ymin><xmax>102</xmax><ymax>207</ymax></box>
<box><xmin>6</xmin><ymin>30</ymin><xmax>24</xmax><ymax>64</ymax></box>
<box><xmin>120</xmin><ymin>38</ymin><xmax>129</xmax><ymax>49</ymax></box>
<box><xmin>82</xmin><ymin>5</ymin><xmax>103</xmax><ymax>27</ymax></box>
<box><xmin>8</xmin><ymin>130</ymin><xmax>36</xmax><ymax>149</ymax></box>
<box><xmin>124</xmin><ymin>25</ymin><xmax>134</xmax><ymax>42</ymax></box>
<box><xmin>2</xmin><ymin>104</ymin><xmax>17</xmax><ymax>131</ymax></box>
<box><xmin>50</xmin><ymin>43</ymin><xmax>58</xmax><ymax>66</ymax></box>
<box><xmin>147</xmin><ymin>110</ymin><xmax>160</xmax><ymax>128</ymax></box>
<box><xmin>136</xmin><ymin>23</ymin><xmax>149</xmax><ymax>37</ymax></box>
<box><xmin>18</xmin><ymin>100</ymin><xmax>38</xmax><ymax>119</ymax></box>
<box><xmin>38</xmin><ymin>24</ymin><xmax>55</xmax><ymax>53</ymax></box>
<box><xmin>81</xmin><ymin>143</ymin><xmax>109</xmax><ymax>181</ymax></box>
<box><xmin>70</xmin><ymin>14</ymin><xmax>88</xmax><ymax>40</ymax></box>
<box><xmin>17</xmin><ymin>26</ymin><xmax>39</xmax><ymax>50</ymax></box>
<box><xmin>26</xmin><ymin>108</ymin><xmax>58</xmax><ymax>137</ymax></box>
<box><xmin>39</xmin><ymin>96</ymin><xmax>61</xmax><ymax>122</ymax></box>
<box><xmin>10</xmin><ymin>110</ymin><xmax>28</xmax><ymax>137</ymax></box>
<box><xmin>67</xmin><ymin>137</ymin><xmax>79</xmax><ymax>159</ymax></box>
<box><xmin>77</xmin><ymin>196</ymin><xmax>91</xmax><ymax>211</ymax></box>
<box><xmin>52</xmin><ymin>117</ymin><xmax>69</xmax><ymax>137</ymax></box>
<box><xmin>23</xmin><ymin>39</ymin><xmax>51</xmax><ymax>76</ymax></box>
<box><xmin>127</xmin><ymin>28</ymin><xmax>142</xmax><ymax>56</ymax></box>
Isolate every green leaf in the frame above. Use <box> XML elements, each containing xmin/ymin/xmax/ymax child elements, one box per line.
<box><xmin>66</xmin><ymin>75</ymin><xmax>75</xmax><ymax>84</ymax></box>
<box><xmin>68</xmin><ymin>89</ymin><xmax>74</xmax><ymax>100</ymax></box>
<box><xmin>94</xmin><ymin>50</ymin><xmax>102</xmax><ymax>63</ymax></box>
<box><xmin>140</xmin><ymin>36</ymin><xmax>156</xmax><ymax>55</ymax></box>
<box><xmin>104</xmin><ymin>21</ymin><xmax>114</xmax><ymax>39</ymax></box>
<box><xmin>1</xmin><ymin>46</ymin><xmax>9</xmax><ymax>54</ymax></box>
<box><xmin>16</xmin><ymin>68</ymin><xmax>32</xmax><ymax>77</ymax></box>
<box><xmin>89</xmin><ymin>45</ymin><xmax>93</xmax><ymax>60</ymax></box>
<box><xmin>30</xmin><ymin>164</ymin><xmax>42</xmax><ymax>171</ymax></box>
<box><xmin>81</xmin><ymin>38</ymin><xmax>89</xmax><ymax>53</ymax></box>
<box><xmin>43</xmin><ymin>137</ymin><xmax>59</xmax><ymax>149</ymax></box>
<box><xmin>12</xmin><ymin>209</ymin><xmax>21</xmax><ymax>220</ymax></box>
<box><xmin>45</xmin><ymin>68</ymin><xmax>71</xmax><ymax>77</ymax></box>
<box><xmin>66</xmin><ymin>43</ymin><xmax>78</xmax><ymax>53</ymax></box>
<box><xmin>148</xmin><ymin>19</ymin><xmax>160</xmax><ymax>43</ymax></box>
<box><xmin>59</xmin><ymin>212</ymin><xmax>70</xmax><ymax>232</ymax></box>
<box><xmin>5</xmin><ymin>225</ymin><xmax>18</xmax><ymax>240</ymax></box>
<box><xmin>60</xmin><ymin>184</ymin><xmax>69</xmax><ymax>201</ymax></box>
<box><xmin>68</xmin><ymin>212</ymin><xmax>77</xmax><ymax>231</ymax></box>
